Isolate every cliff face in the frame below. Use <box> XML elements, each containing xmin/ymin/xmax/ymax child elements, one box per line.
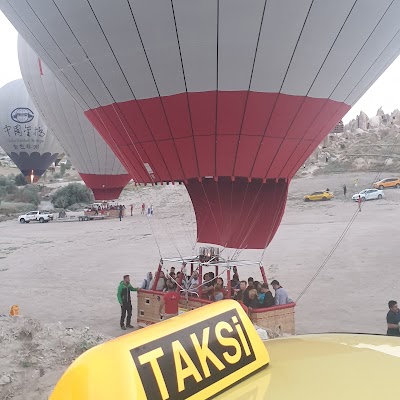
<box><xmin>299</xmin><ymin>108</ymin><xmax>400</xmax><ymax>176</ymax></box>
<box><xmin>345</xmin><ymin>108</ymin><xmax>400</xmax><ymax>131</ymax></box>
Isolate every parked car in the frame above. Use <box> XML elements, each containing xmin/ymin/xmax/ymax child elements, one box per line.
<box><xmin>18</xmin><ymin>211</ymin><xmax>53</xmax><ymax>223</ymax></box>
<box><xmin>352</xmin><ymin>188</ymin><xmax>384</xmax><ymax>201</ymax></box>
<box><xmin>303</xmin><ymin>191</ymin><xmax>333</xmax><ymax>202</ymax></box>
<box><xmin>372</xmin><ymin>177</ymin><xmax>400</xmax><ymax>189</ymax></box>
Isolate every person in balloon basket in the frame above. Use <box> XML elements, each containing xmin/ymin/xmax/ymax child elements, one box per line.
<box><xmin>386</xmin><ymin>300</ymin><xmax>400</xmax><ymax>336</ymax></box>
<box><xmin>159</xmin><ymin>282</ymin><xmax>181</xmax><ymax>320</ymax></box>
<box><xmin>117</xmin><ymin>275</ymin><xmax>138</xmax><ymax>330</ymax></box>
<box><xmin>242</xmin><ymin>278</ymin><xmax>254</xmax><ymax>306</ymax></box>
<box><xmin>261</xmin><ymin>283</ymin><xmax>275</xmax><ymax>307</ymax></box>
<box><xmin>202</xmin><ymin>272</ymin><xmax>215</xmax><ymax>299</ymax></box>
<box><xmin>247</xmin><ymin>289</ymin><xmax>262</xmax><ymax>309</ymax></box>
<box><xmin>271</xmin><ymin>280</ymin><xmax>293</xmax><ymax>305</ymax></box>
<box><xmin>234</xmin><ymin>280</ymin><xmax>247</xmax><ymax>301</ymax></box>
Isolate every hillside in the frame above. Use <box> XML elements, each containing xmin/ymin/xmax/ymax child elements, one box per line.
<box><xmin>299</xmin><ymin>108</ymin><xmax>400</xmax><ymax>177</ymax></box>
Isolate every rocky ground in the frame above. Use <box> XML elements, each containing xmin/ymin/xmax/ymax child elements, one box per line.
<box><xmin>0</xmin><ymin>317</ymin><xmax>108</xmax><ymax>400</ymax></box>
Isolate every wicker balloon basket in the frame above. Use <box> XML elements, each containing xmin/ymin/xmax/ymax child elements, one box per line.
<box><xmin>137</xmin><ymin>290</ymin><xmax>295</xmax><ymax>334</ymax></box>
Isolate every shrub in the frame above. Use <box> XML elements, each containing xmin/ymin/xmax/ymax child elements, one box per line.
<box><xmin>0</xmin><ymin>175</ymin><xmax>18</xmax><ymax>198</ymax></box>
<box><xmin>0</xmin><ymin>202</ymin><xmax>36</xmax><ymax>214</ymax></box>
<box><xmin>51</xmin><ymin>183</ymin><xmax>93</xmax><ymax>209</ymax></box>
<box><xmin>15</xmin><ymin>174</ymin><xmax>28</xmax><ymax>186</ymax></box>
<box><xmin>53</xmin><ymin>173</ymin><xmax>62</xmax><ymax>179</ymax></box>
<box><xmin>0</xmin><ymin>186</ymin><xmax>7</xmax><ymax>198</ymax></box>
<box><xmin>5</xmin><ymin>180</ymin><xmax>17</xmax><ymax>195</ymax></box>
<box><xmin>9</xmin><ymin>184</ymin><xmax>41</xmax><ymax>206</ymax></box>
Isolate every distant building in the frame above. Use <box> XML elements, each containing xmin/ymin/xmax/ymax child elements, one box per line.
<box><xmin>322</xmin><ymin>120</ymin><xmax>344</xmax><ymax>147</ymax></box>
<box><xmin>391</xmin><ymin>110</ymin><xmax>400</xmax><ymax>125</ymax></box>
<box><xmin>330</xmin><ymin>120</ymin><xmax>344</xmax><ymax>134</ymax></box>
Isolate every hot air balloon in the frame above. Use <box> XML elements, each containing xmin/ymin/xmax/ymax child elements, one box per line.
<box><xmin>17</xmin><ymin>37</ymin><xmax>131</xmax><ymax>201</ymax></box>
<box><xmin>3</xmin><ymin>0</ymin><xmax>400</xmax><ymax>248</ymax></box>
<box><xmin>0</xmin><ymin>79</ymin><xmax>63</xmax><ymax>183</ymax></box>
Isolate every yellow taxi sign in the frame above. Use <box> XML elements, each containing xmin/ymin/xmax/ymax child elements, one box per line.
<box><xmin>50</xmin><ymin>300</ymin><xmax>269</xmax><ymax>400</ymax></box>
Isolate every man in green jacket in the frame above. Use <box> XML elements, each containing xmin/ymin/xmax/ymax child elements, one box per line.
<box><xmin>117</xmin><ymin>275</ymin><xmax>138</xmax><ymax>330</ymax></box>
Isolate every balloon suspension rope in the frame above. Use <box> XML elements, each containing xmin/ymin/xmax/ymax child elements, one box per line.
<box><xmin>95</xmin><ymin>102</ymin><xmax>188</xmax><ymax>262</ymax></box>
<box><xmin>296</xmin><ymin>130</ymin><xmax>400</xmax><ymax>303</ymax></box>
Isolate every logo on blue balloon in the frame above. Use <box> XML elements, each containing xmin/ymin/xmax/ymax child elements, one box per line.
<box><xmin>11</xmin><ymin>108</ymin><xmax>34</xmax><ymax>123</ymax></box>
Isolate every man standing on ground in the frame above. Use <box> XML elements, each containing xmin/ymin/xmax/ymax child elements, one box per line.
<box><xmin>141</xmin><ymin>203</ymin><xmax>145</xmax><ymax>214</ymax></box>
<box><xmin>159</xmin><ymin>282</ymin><xmax>180</xmax><ymax>320</ymax></box>
<box><xmin>117</xmin><ymin>275</ymin><xmax>138</xmax><ymax>330</ymax></box>
<box><xmin>271</xmin><ymin>280</ymin><xmax>292</xmax><ymax>305</ymax></box>
<box><xmin>119</xmin><ymin>205</ymin><xmax>123</xmax><ymax>221</ymax></box>
<box><xmin>130</xmin><ymin>204</ymin><xmax>133</xmax><ymax>216</ymax></box>
<box><xmin>386</xmin><ymin>300</ymin><xmax>400</xmax><ymax>336</ymax></box>
<box><xmin>358</xmin><ymin>194</ymin><xmax>362</xmax><ymax>212</ymax></box>
<box><xmin>343</xmin><ymin>184</ymin><xmax>347</xmax><ymax>197</ymax></box>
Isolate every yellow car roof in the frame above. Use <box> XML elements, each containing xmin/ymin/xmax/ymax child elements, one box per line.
<box><xmin>216</xmin><ymin>333</ymin><xmax>400</xmax><ymax>399</ymax></box>
<box><xmin>50</xmin><ymin>301</ymin><xmax>399</xmax><ymax>400</ymax></box>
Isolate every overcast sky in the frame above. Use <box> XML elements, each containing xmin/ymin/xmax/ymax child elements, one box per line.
<box><xmin>1</xmin><ymin>11</ymin><xmax>399</xmax><ymax>123</ymax></box>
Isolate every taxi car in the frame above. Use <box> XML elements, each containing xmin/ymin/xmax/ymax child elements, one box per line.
<box><xmin>303</xmin><ymin>190</ymin><xmax>333</xmax><ymax>202</ymax></box>
<box><xmin>372</xmin><ymin>177</ymin><xmax>400</xmax><ymax>189</ymax></box>
<box><xmin>49</xmin><ymin>300</ymin><xmax>400</xmax><ymax>400</ymax></box>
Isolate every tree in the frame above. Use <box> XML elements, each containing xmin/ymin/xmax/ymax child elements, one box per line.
<box><xmin>51</xmin><ymin>183</ymin><xmax>94</xmax><ymax>208</ymax></box>
<box><xmin>60</xmin><ymin>163</ymin><xmax>66</xmax><ymax>177</ymax></box>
